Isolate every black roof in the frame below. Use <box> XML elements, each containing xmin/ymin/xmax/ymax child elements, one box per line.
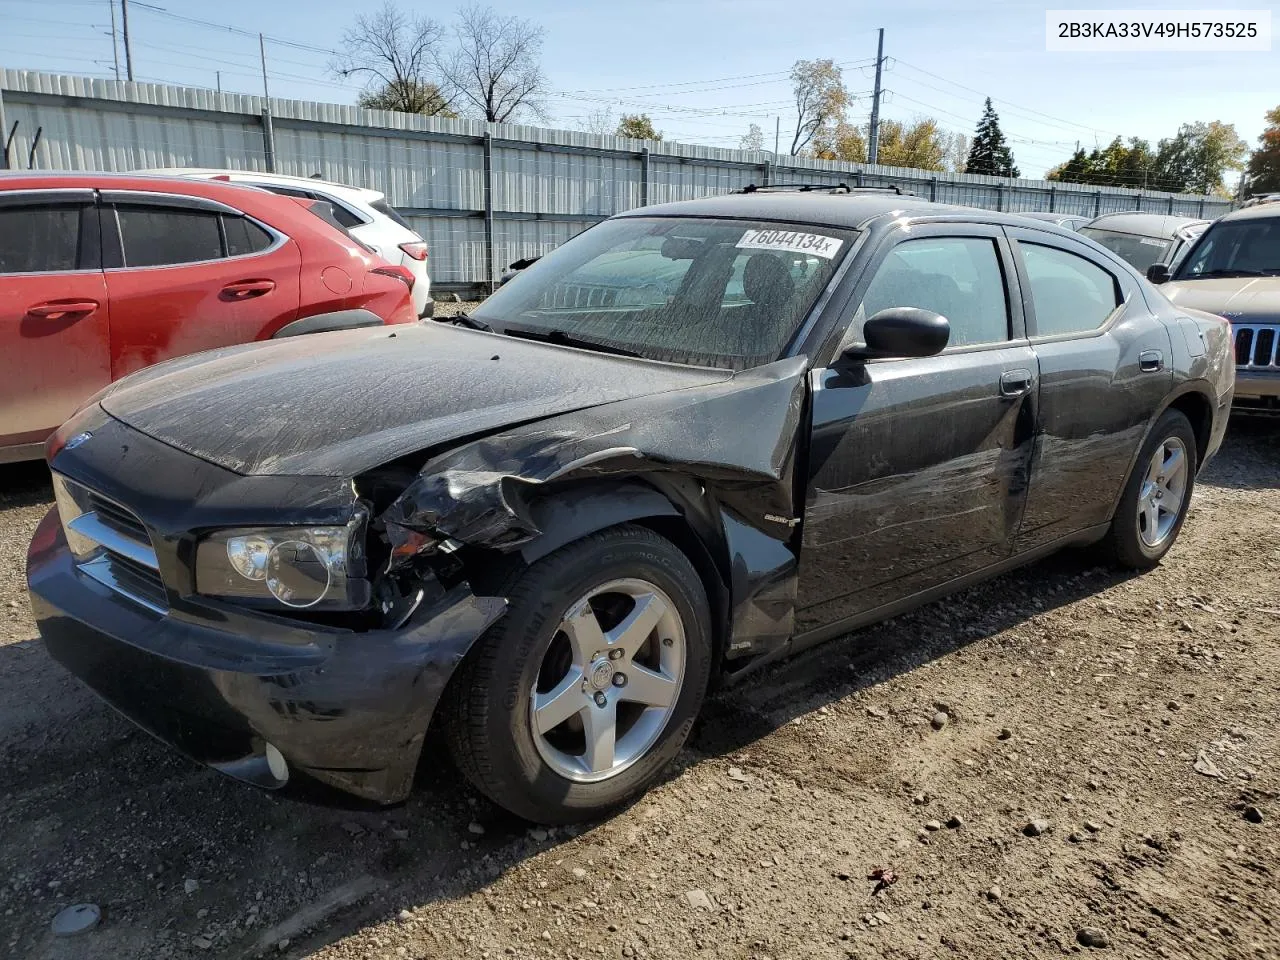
<box><xmin>614</xmin><ymin>192</ymin><xmax>1080</xmax><ymax>234</ymax></box>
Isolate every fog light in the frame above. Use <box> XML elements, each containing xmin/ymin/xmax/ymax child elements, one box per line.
<box><xmin>264</xmin><ymin>742</ymin><xmax>289</xmax><ymax>783</ymax></box>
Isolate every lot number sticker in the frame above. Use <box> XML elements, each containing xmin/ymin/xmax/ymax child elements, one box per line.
<box><xmin>736</xmin><ymin>229</ymin><xmax>843</xmax><ymax>259</ymax></box>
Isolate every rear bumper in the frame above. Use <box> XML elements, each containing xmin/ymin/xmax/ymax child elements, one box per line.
<box><xmin>27</xmin><ymin>509</ymin><xmax>505</xmax><ymax>804</ymax></box>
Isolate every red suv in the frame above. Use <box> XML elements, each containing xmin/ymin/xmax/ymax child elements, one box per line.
<box><xmin>0</xmin><ymin>173</ymin><xmax>417</xmax><ymax>462</ymax></box>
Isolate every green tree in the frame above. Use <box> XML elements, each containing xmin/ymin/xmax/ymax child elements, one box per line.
<box><xmin>811</xmin><ymin>119</ymin><xmax>866</xmax><ymax>162</ymax></box>
<box><xmin>965</xmin><ymin>98</ymin><xmax>1019</xmax><ymax>178</ymax></box>
<box><xmin>790</xmin><ymin>59</ymin><xmax>852</xmax><ymax>156</ymax></box>
<box><xmin>1152</xmin><ymin>122</ymin><xmax>1247</xmax><ymax>194</ymax></box>
<box><xmin>616</xmin><ymin>114</ymin><xmax>662</xmax><ymax>141</ymax></box>
<box><xmin>1245</xmin><ymin>106</ymin><xmax>1280</xmax><ymax>197</ymax></box>
<box><xmin>877</xmin><ymin>118</ymin><xmax>950</xmax><ymax>171</ymax></box>
<box><xmin>357</xmin><ymin>80</ymin><xmax>456</xmax><ymax>117</ymax></box>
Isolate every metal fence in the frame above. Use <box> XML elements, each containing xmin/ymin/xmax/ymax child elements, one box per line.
<box><xmin>1</xmin><ymin>68</ymin><xmax>1235</xmax><ymax>293</ymax></box>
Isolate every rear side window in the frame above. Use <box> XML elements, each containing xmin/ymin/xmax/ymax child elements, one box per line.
<box><xmin>223</xmin><ymin>216</ymin><xmax>274</xmax><ymax>257</ymax></box>
<box><xmin>1021</xmin><ymin>242</ymin><xmax>1120</xmax><ymax>337</ymax></box>
<box><xmin>858</xmin><ymin>237</ymin><xmax>1010</xmax><ymax>347</ymax></box>
<box><xmin>262</xmin><ymin>185</ymin><xmax>365</xmax><ymax>228</ymax></box>
<box><xmin>0</xmin><ymin>205</ymin><xmax>83</xmax><ymax>274</ymax></box>
<box><xmin>111</xmin><ymin>206</ymin><xmax>276</xmax><ymax>267</ymax></box>
<box><xmin>1078</xmin><ymin>227</ymin><xmax>1170</xmax><ymax>272</ymax></box>
<box><xmin>325</xmin><ymin>203</ymin><xmax>364</xmax><ymax>229</ymax></box>
<box><xmin>371</xmin><ymin>199</ymin><xmax>412</xmax><ymax>230</ymax></box>
<box><xmin>116</xmin><ymin>207</ymin><xmax>222</xmax><ymax>267</ymax></box>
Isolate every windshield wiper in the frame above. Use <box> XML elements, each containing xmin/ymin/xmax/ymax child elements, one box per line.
<box><xmin>436</xmin><ymin>312</ymin><xmax>492</xmax><ymax>331</ymax></box>
<box><xmin>502</xmin><ymin>326</ymin><xmax>642</xmax><ymax>358</ymax></box>
<box><xmin>1188</xmin><ymin>269</ymin><xmax>1276</xmax><ymax>279</ymax></box>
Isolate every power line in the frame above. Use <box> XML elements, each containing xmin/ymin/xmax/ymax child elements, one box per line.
<box><xmin>129</xmin><ymin>3</ymin><xmax>340</xmax><ymax>56</ymax></box>
<box><xmin>892</xmin><ymin>59</ymin><xmax>1125</xmax><ymax>140</ymax></box>
<box><xmin>557</xmin><ymin>58</ymin><xmax>875</xmax><ymax>97</ymax></box>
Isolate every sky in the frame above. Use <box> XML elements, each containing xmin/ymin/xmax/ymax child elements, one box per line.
<box><xmin>1</xmin><ymin>0</ymin><xmax>1276</xmax><ymax>179</ymax></box>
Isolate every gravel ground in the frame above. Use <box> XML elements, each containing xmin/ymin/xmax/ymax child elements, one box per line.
<box><xmin>1</xmin><ymin>416</ymin><xmax>1278</xmax><ymax>960</ymax></box>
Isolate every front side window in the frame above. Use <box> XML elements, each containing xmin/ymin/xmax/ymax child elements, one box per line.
<box><xmin>472</xmin><ymin>217</ymin><xmax>853</xmax><ymax>370</ymax></box>
<box><xmin>115</xmin><ymin>206</ymin><xmax>223</xmax><ymax>267</ymax></box>
<box><xmin>0</xmin><ymin>205</ymin><xmax>83</xmax><ymax>274</ymax></box>
<box><xmin>1079</xmin><ymin>227</ymin><xmax>1170</xmax><ymax>272</ymax></box>
<box><xmin>856</xmin><ymin>236</ymin><xmax>1010</xmax><ymax>347</ymax></box>
<box><xmin>1175</xmin><ymin>217</ymin><xmax>1280</xmax><ymax>279</ymax></box>
<box><xmin>1021</xmin><ymin>242</ymin><xmax>1120</xmax><ymax>337</ymax></box>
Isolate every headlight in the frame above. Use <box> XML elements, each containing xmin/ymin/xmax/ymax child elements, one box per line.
<box><xmin>195</xmin><ymin>510</ymin><xmax>371</xmax><ymax>610</ymax></box>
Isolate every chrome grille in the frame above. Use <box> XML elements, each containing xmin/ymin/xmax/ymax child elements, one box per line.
<box><xmin>52</xmin><ymin>474</ymin><xmax>167</xmax><ymax>615</ymax></box>
<box><xmin>1235</xmin><ymin>323</ymin><xmax>1280</xmax><ymax>371</ymax></box>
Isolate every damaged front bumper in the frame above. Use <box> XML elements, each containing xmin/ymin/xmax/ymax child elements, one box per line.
<box><xmin>27</xmin><ymin>509</ymin><xmax>505</xmax><ymax>804</ymax></box>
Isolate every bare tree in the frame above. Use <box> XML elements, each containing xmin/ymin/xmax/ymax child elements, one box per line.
<box><xmin>739</xmin><ymin>123</ymin><xmax>764</xmax><ymax>152</ymax></box>
<box><xmin>332</xmin><ymin>2</ymin><xmax>453</xmax><ymax>116</ymax></box>
<box><xmin>790</xmin><ymin>59</ymin><xmax>851</xmax><ymax>156</ymax></box>
<box><xmin>438</xmin><ymin>5</ymin><xmax>550</xmax><ymax>123</ymax></box>
<box><xmin>580</xmin><ymin>107</ymin><xmax>615</xmax><ymax>136</ymax></box>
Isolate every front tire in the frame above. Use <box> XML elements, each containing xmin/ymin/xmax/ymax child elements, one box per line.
<box><xmin>1106</xmin><ymin>409</ymin><xmax>1197</xmax><ymax>569</ymax></box>
<box><xmin>442</xmin><ymin>525</ymin><xmax>712</xmax><ymax>823</ymax></box>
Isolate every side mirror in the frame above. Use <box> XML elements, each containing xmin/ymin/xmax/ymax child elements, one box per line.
<box><xmin>1147</xmin><ymin>263</ymin><xmax>1171</xmax><ymax>284</ymax></box>
<box><xmin>841</xmin><ymin>307</ymin><xmax>950</xmax><ymax>361</ymax></box>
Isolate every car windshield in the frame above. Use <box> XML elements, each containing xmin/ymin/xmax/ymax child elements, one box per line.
<box><xmin>1175</xmin><ymin>218</ymin><xmax>1280</xmax><ymax>279</ymax></box>
<box><xmin>471</xmin><ymin>216</ymin><xmax>853</xmax><ymax>370</ymax></box>
<box><xmin>1079</xmin><ymin>227</ymin><xmax>1171</xmax><ymax>272</ymax></box>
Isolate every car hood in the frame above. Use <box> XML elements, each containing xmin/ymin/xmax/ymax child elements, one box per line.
<box><xmin>99</xmin><ymin>324</ymin><xmax>732</xmax><ymax>477</ymax></box>
<box><xmin>1161</xmin><ymin>277</ymin><xmax>1280</xmax><ymax>323</ymax></box>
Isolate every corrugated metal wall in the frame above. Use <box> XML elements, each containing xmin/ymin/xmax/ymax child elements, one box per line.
<box><xmin>0</xmin><ymin>69</ymin><xmax>1237</xmax><ymax>289</ymax></box>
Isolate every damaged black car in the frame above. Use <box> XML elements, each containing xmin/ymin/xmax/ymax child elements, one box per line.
<box><xmin>28</xmin><ymin>189</ymin><xmax>1234</xmax><ymax>823</ymax></box>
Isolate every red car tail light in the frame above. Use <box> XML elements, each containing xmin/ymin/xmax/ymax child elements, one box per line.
<box><xmin>371</xmin><ymin>264</ymin><xmax>416</xmax><ymax>290</ymax></box>
<box><xmin>399</xmin><ymin>241</ymin><xmax>429</xmax><ymax>261</ymax></box>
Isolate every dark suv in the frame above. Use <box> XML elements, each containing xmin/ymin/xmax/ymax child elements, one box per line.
<box><xmin>28</xmin><ymin>188</ymin><xmax>1234</xmax><ymax>824</ymax></box>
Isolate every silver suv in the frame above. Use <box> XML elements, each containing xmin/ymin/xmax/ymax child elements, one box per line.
<box><xmin>1151</xmin><ymin>203</ymin><xmax>1280</xmax><ymax>411</ymax></box>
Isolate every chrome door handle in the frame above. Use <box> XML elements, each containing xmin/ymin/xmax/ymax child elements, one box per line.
<box><xmin>999</xmin><ymin>368</ymin><xmax>1033</xmax><ymax>397</ymax></box>
<box><xmin>1139</xmin><ymin>350</ymin><xmax>1164</xmax><ymax>372</ymax></box>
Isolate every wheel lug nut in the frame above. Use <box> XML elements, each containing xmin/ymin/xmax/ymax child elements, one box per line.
<box><xmin>609</xmin><ymin>648</ymin><xmax>623</xmax><ymax>661</ymax></box>
<box><xmin>593</xmin><ymin>692</ymin><xmax>607</xmax><ymax>707</ymax></box>
<box><xmin>612</xmin><ymin>673</ymin><xmax>627</xmax><ymax>687</ymax></box>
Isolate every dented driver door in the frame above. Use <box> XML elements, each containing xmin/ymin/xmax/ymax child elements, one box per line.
<box><xmin>792</xmin><ymin>224</ymin><xmax>1039</xmax><ymax>635</ymax></box>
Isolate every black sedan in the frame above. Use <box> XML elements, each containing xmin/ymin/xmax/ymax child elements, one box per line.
<box><xmin>27</xmin><ymin>189</ymin><xmax>1234</xmax><ymax>823</ymax></box>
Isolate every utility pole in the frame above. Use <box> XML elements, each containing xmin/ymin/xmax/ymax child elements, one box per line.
<box><xmin>259</xmin><ymin>34</ymin><xmax>276</xmax><ymax>172</ymax></box>
<box><xmin>774</xmin><ymin>116</ymin><xmax>780</xmax><ymax>156</ymax></box>
<box><xmin>867</xmin><ymin>27</ymin><xmax>885</xmax><ymax>166</ymax></box>
<box><xmin>258</xmin><ymin>33</ymin><xmax>270</xmax><ymax>100</ymax></box>
<box><xmin>216</xmin><ymin>71</ymin><xmax>222</xmax><ymax>95</ymax></box>
<box><xmin>121</xmin><ymin>0</ymin><xmax>134</xmax><ymax>81</ymax></box>
<box><xmin>108</xmin><ymin>0</ymin><xmax>121</xmax><ymax>81</ymax></box>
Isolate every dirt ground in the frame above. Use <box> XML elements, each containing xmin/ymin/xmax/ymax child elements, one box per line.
<box><xmin>2</xmin><ymin>416</ymin><xmax>1278</xmax><ymax>960</ymax></box>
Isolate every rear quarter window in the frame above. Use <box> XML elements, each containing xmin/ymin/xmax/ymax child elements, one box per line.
<box><xmin>371</xmin><ymin>199</ymin><xmax>413</xmax><ymax>230</ymax></box>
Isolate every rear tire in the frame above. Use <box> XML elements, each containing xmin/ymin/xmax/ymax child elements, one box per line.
<box><xmin>442</xmin><ymin>524</ymin><xmax>712</xmax><ymax>824</ymax></box>
<box><xmin>1106</xmin><ymin>409</ymin><xmax>1197</xmax><ymax>569</ymax></box>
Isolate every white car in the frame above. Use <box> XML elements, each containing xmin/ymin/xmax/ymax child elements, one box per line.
<box><xmin>143</xmin><ymin>169</ymin><xmax>433</xmax><ymax>317</ymax></box>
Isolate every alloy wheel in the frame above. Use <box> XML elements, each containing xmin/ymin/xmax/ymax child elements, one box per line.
<box><xmin>1137</xmin><ymin>436</ymin><xmax>1188</xmax><ymax>548</ymax></box>
<box><xmin>529</xmin><ymin>578</ymin><xmax>686</xmax><ymax>783</ymax></box>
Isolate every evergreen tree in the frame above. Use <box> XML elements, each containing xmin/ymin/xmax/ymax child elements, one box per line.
<box><xmin>965</xmin><ymin>98</ymin><xmax>1019</xmax><ymax>178</ymax></box>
